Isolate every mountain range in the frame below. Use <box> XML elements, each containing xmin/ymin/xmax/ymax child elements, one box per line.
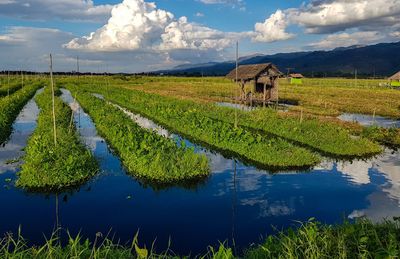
<box><xmin>156</xmin><ymin>41</ymin><xmax>400</xmax><ymax>77</ymax></box>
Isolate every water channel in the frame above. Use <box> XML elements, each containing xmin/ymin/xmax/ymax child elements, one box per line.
<box><xmin>0</xmin><ymin>90</ymin><xmax>399</xmax><ymax>254</ymax></box>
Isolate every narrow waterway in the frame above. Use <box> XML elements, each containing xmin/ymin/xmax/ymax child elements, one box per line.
<box><xmin>338</xmin><ymin>113</ymin><xmax>400</xmax><ymax>128</ymax></box>
<box><xmin>0</xmin><ymin>88</ymin><xmax>42</xmax><ymax>174</ymax></box>
<box><xmin>0</xmin><ymin>89</ymin><xmax>399</xmax><ymax>255</ymax></box>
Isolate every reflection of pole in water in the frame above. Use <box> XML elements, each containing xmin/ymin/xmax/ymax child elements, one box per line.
<box><xmin>55</xmin><ymin>194</ymin><xmax>59</xmax><ymax>228</ymax></box>
<box><xmin>231</xmin><ymin>159</ymin><xmax>237</xmax><ymax>253</ymax></box>
<box><xmin>78</xmin><ymin>107</ymin><xmax>81</xmax><ymax>129</ymax></box>
<box><xmin>54</xmin><ymin>193</ymin><xmax>61</xmax><ymax>242</ymax></box>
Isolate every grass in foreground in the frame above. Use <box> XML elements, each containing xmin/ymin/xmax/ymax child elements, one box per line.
<box><xmin>16</xmin><ymin>86</ymin><xmax>98</xmax><ymax>192</ymax></box>
<box><xmin>73</xmin><ymin>83</ymin><xmax>321</xmax><ymax>170</ymax></box>
<box><xmin>1</xmin><ymin>219</ymin><xmax>399</xmax><ymax>258</ymax></box>
<box><xmin>66</xmin><ymin>85</ymin><xmax>209</xmax><ymax>184</ymax></box>
<box><xmin>0</xmin><ymin>82</ymin><xmax>43</xmax><ymax>144</ymax></box>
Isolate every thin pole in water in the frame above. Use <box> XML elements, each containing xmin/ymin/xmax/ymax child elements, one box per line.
<box><xmin>231</xmin><ymin>159</ymin><xmax>237</xmax><ymax>254</ymax></box>
<box><xmin>354</xmin><ymin>68</ymin><xmax>358</xmax><ymax>87</ymax></box>
<box><xmin>50</xmin><ymin>54</ymin><xmax>57</xmax><ymax>147</ymax></box>
<box><xmin>7</xmin><ymin>71</ymin><xmax>10</xmax><ymax>97</ymax></box>
<box><xmin>77</xmin><ymin>56</ymin><xmax>80</xmax><ymax>82</ymax></box>
<box><xmin>234</xmin><ymin>41</ymin><xmax>238</xmax><ymax>129</ymax></box>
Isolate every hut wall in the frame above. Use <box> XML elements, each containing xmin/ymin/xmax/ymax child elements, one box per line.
<box><xmin>255</xmin><ymin>77</ymin><xmax>272</xmax><ymax>93</ymax></box>
<box><xmin>270</xmin><ymin>87</ymin><xmax>278</xmax><ymax>101</ymax></box>
<box><xmin>270</xmin><ymin>79</ymin><xmax>279</xmax><ymax>101</ymax></box>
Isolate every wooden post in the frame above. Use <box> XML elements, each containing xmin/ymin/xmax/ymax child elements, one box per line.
<box><xmin>354</xmin><ymin>68</ymin><xmax>357</xmax><ymax>87</ymax></box>
<box><xmin>275</xmin><ymin>77</ymin><xmax>279</xmax><ymax>108</ymax></box>
<box><xmin>373</xmin><ymin>108</ymin><xmax>376</xmax><ymax>124</ymax></box>
<box><xmin>234</xmin><ymin>41</ymin><xmax>238</xmax><ymax>129</ymax></box>
<box><xmin>240</xmin><ymin>81</ymin><xmax>245</xmax><ymax>103</ymax></box>
<box><xmin>300</xmin><ymin>107</ymin><xmax>303</xmax><ymax>123</ymax></box>
<box><xmin>77</xmin><ymin>56</ymin><xmax>80</xmax><ymax>82</ymax></box>
<box><xmin>7</xmin><ymin>71</ymin><xmax>10</xmax><ymax>97</ymax></box>
<box><xmin>50</xmin><ymin>54</ymin><xmax>57</xmax><ymax>146</ymax></box>
<box><xmin>263</xmin><ymin>83</ymin><xmax>267</xmax><ymax>107</ymax></box>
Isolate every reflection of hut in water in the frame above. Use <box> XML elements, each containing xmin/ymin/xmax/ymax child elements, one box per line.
<box><xmin>388</xmin><ymin>71</ymin><xmax>400</xmax><ymax>87</ymax></box>
<box><xmin>226</xmin><ymin>63</ymin><xmax>282</xmax><ymax>105</ymax></box>
<box><xmin>289</xmin><ymin>73</ymin><xmax>304</xmax><ymax>85</ymax></box>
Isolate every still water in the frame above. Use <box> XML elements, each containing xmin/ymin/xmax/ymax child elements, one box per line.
<box><xmin>0</xmin><ymin>90</ymin><xmax>399</xmax><ymax>255</ymax></box>
<box><xmin>338</xmin><ymin>113</ymin><xmax>400</xmax><ymax>128</ymax></box>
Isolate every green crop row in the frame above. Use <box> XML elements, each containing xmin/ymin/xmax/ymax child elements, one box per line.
<box><xmin>66</xmin><ymin>85</ymin><xmax>209</xmax><ymax>184</ymax></box>
<box><xmin>206</xmin><ymin>106</ymin><xmax>382</xmax><ymax>158</ymax></box>
<box><xmin>0</xmin><ymin>82</ymin><xmax>23</xmax><ymax>97</ymax></box>
<box><xmin>16</xmin><ymin>86</ymin><xmax>98</xmax><ymax>192</ymax></box>
<box><xmin>82</xmin><ymin>80</ymin><xmax>381</xmax><ymax>159</ymax></box>
<box><xmin>0</xmin><ymin>82</ymin><xmax>43</xmax><ymax>144</ymax></box>
<box><xmin>72</xmin><ymin>83</ymin><xmax>321</xmax><ymax>169</ymax></box>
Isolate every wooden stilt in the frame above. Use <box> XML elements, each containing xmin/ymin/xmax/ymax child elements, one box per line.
<box><xmin>50</xmin><ymin>54</ymin><xmax>57</xmax><ymax>147</ymax></box>
<box><xmin>263</xmin><ymin>83</ymin><xmax>267</xmax><ymax>107</ymax></box>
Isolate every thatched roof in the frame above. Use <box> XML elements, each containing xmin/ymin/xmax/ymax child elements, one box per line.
<box><xmin>290</xmin><ymin>73</ymin><xmax>304</xmax><ymax>78</ymax></box>
<box><xmin>226</xmin><ymin>63</ymin><xmax>281</xmax><ymax>81</ymax></box>
<box><xmin>389</xmin><ymin>71</ymin><xmax>400</xmax><ymax>80</ymax></box>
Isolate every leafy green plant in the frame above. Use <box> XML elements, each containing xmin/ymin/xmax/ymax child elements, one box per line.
<box><xmin>16</xmin><ymin>86</ymin><xmax>98</xmax><ymax>192</ymax></box>
<box><xmin>0</xmin><ymin>82</ymin><xmax>43</xmax><ymax>144</ymax></box>
<box><xmin>0</xmin><ymin>82</ymin><xmax>23</xmax><ymax>97</ymax></box>
<box><xmin>66</xmin><ymin>86</ymin><xmax>209</xmax><ymax>184</ymax></box>
<box><xmin>83</xmin><ymin>78</ymin><xmax>381</xmax><ymax>159</ymax></box>
<box><xmin>361</xmin><ymin>126</ymin><xmax>400</xmax><ymax>148</ymax></box>
<box><xmin>206</xmin><ymin>106</ymin><xmax>382</xmax><ymax>158</ymax></box>
<box><xmin>66</xmin><ymin>83</ymin><xmax>321</xmax><ymax>170</ymax></box>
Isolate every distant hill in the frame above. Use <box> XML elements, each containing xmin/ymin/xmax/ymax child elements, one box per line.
<box><xmin>156</xmin><ymin>42</ymin><xmax>400</xmax><ymax>77</ymax></box>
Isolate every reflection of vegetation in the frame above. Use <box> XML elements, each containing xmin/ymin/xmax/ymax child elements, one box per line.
<box><xmin>16</xmin><ymin>86</ymin><xmax>98</xmax><ymax>192</ymax></box>
<box><xmin>5</xmin><ymin>157</ymin><xmax>20</xmax><ymax>164</ymax></box>
<box><xmin>2</xmin><ymin>219</ymin><xmax>400</xmax><ymax>258</ymax></box>
<box><xmin>66</xmin><ymin>85</ymin><xmax>210</xmax><ymax>184</ymax></box>
<box><xmin>0</xmin><ymin>82</ymin><xmax>43</xmax><ymax>144</ymax></box>
<box><xmin>71</xmin><ymin>82</ymin><xmax>321</xmax><ymax>169</ymax></box>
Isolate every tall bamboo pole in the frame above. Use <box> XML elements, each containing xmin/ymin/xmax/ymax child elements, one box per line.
<box><xmin>7</xmin><ymin>71</ymin><xmax>10</xmax><ymax>97</ymax></box>
<box><xmin>50</xmin><ymin>54</ymin><xmax>57</xmax><ymax>146</ymax></box>
<box><xmin>234</xmin><ymin>41</ymin><xmax>238</xmax><ymax>129</ymax></box>
<box><xmin>77</xmin><ymin>56</ymin><xmax>80</xmax><ymax>82</ymax></box>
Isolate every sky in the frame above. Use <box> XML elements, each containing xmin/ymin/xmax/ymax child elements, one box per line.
<box><xmin>0</xmin><ymin>0</ymin><xmax>399</xmax><ymax>73</ymax></box>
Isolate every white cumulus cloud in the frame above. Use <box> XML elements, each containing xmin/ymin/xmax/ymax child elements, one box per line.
<box><xmin>160</xmin><ymin>17</ymin><xmax>237</xmax><ymax>51</ymax></box>
<box><xmin>252</xmin><ymin>10</ymin><xmax>294</xmax><ymax>43</ymax></box>
<box><xmin>287</xmin><ymin>0</ymin><xmax>400</xmax><ymax>34</ymax></box>
<box><xmin>199</xmin><ymin>0</ymin><xmax>244</xmax><ymax>9</ymax></box>
<box><xmin>0</xmin><ymin>0</ymin><xmax>112</xmax><ymax>22</ymax></box>
<box><xmin>308</xmin><ymin>31</ymin><xmax>385</xmax><ymax>50</ymax></box>
<box><xmin>66</xmin><ymin>0</ymin><xmax>174</xmax><ymax>51</ymax></box>
<box><xmin>65</xmin><ymin>0</ymin><xmax>249</xmax><ymax>53</ymax></box>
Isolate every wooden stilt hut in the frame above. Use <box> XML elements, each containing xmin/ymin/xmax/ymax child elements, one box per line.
<box><xmin>289</xmin><ymin>73</ymin><xmax>304</xmax><ymax>85</ymax></box>
<box><xmin>226</xmin><ymin>63</ymin><xmax>282</xmax><ymax>106</ymax></box>
<box><xmin>389</xmin><ymin>71</ymin><xmax>400</xmax><ymax>87</ymax></box>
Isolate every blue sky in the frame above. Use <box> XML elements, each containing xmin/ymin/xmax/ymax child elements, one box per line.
<box><xmin>0</xmin><ymin>0</ymin><xmax>399</xmax><ymax>72</ymax></box>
